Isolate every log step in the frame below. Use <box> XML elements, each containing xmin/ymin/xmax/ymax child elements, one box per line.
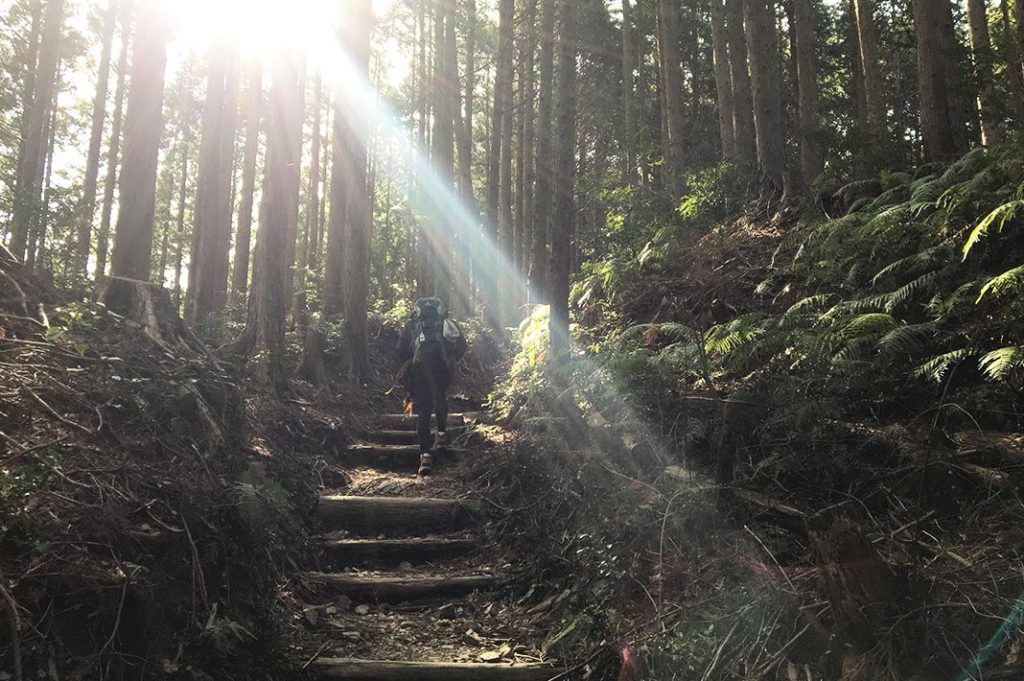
<box><xmin>340</xmin><ymin>444</ymin><xmax>467</xmax><ymax>471</ymax></box>
<box><xmin>303</xmin><ymin>572</ymin><xmax>504</xmax><ymax>602</ymax></box>
<box><xmin>313</xmin><ymin>658</ymin><xmax>556</xmax><ymax>681</ymax></box>
<box><xmin>369</xmin><ymin>427</ymin><xmax>468</xmax><ymax>445</ymax></box>
<box><xmin>376</xmin><ymin>413</ymin><xmax>469</xmax><ymax>430</ymax></box>
<box><xmin>322</xmin><ymin>537</ymin><xmax>477</xmax><ymax>565</ymax></box>
<box><xmin>318</xmin><ymin>495</ymin><xmax>482</xmax><ymax>535</ymax></box>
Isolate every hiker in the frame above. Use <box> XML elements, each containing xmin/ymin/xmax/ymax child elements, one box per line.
<box><xmin>399</xmin><ymin>297</ymin><xmax>468</xmax><ymax>476</ymax></box>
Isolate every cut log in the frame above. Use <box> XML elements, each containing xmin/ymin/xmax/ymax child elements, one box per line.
<box><xmin>318</xmin><ymin>496</ymin><xmax>483</xmax><ymax>535</ymax></box>
<box><xmin>376</xmin><ymin>413</ymin><xmax>469</xmax><ymax>430</ymax></box>
<box><xmin>313</xmin><ymin>658</ymin><xmax>557</xmax><ymax>681</ymax></box>
<box><xmin>369</xmin><ymin>427</ymin><xmax>468</xmax><ymax>445</ymax></box>
<box><xmin>303</xmin><ymin>572</ymin><xmax>504</xmax><ymax>601</ymax></box>
<box><xmin>322</xmin><ymin>537</ymin><xmax>477</xmax><ymax>565</ymax></box>
<box><xmin>341</xmin><ymin>444</ymin><xmax>467</xmax><ymax>471</ymax></box>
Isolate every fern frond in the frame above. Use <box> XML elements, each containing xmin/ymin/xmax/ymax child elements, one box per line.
<box><xmin>914</xmin><ymin>348</ymin><xmax>972</xmax><ymax>383</ymax></box>
<box><xmin>871</xmin><ymin>244</ymin><xmax>951</xmax><ymax>285</ymax></box>
<box><xmin>876</xmin><ymin>323</ymin><xmax>932</xmax><ymax>361</ymax></box>
<box><xmin>976</xmin><ymin>264</ymin><xmax>1024</xmax><ymax>302</ymax></box>
<box><xmin>962</xmin><ymin>200</ymin><xmax>1024</xmax><ymax>258</ymax></box>
<box><xmin>840</xmin><ymin>313</ymin><xmax>899</xmax><ymax>340</ymax></box>
<box><xmin>978</xmin><ymin>346</ymin><xmax>1024</xmax><ymax>381</ymax></box>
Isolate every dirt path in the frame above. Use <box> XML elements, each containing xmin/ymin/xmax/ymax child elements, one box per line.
<box><xmin>297</xmin><ymin>412</ymin><xmax>556</xmax><ymax>680</ymax></box>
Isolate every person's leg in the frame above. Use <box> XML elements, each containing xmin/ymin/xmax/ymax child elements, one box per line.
<box><xmin>428</xmin><ymin>355</ymin><xmax>448</xmax><ymax>448</ymax></box>
<box><xmin>414</xmin><ymin>367</ymin><xmax>433</xmax><ymax>455</ymax></box>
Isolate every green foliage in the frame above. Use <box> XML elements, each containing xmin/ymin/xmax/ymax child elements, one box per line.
<box><xmin>233</xmin><ymin>474</ymin><xmax>291</xmax><ymax>545</ymax></box>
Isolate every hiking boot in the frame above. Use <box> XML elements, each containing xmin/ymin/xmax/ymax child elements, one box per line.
<box><xmin>418</xmin><ymin>452</ymin><xmax>432</xmax><ymax>476</ymax></box>
<box><xmin>434</xmin><ymin>431</ymin><xmax>447</xmax><ymax>450</ymax></box>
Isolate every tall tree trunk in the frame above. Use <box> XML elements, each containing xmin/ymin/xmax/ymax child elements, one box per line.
<box><xmin>1000</xmin><ymin>0</ymin><xmax>1024</xmax><ymax>126</ymax></box>
<box><xmin>173</xmin><ymin>137</ymin><xmax>190</xmax><ymax>307</ymax></box>
<box><xmin>430</xmin><ymin>0</ymin><xmax>457</xmax><ymax>301</ymax></box>
<box><xmin>550</xmin><ymin>0</ymin><xmax>579</xmax><ymax>356</ymax></box>
<box><xmin>847</xmin><ymin>0</ymin><xmax>869</xmax><ymax>148</ymax></box>
<box><xmin>520</xmin><ymin>0</ymin><xmax>538</xmax><ymax>284</ymax></box>
<box><xmin>793</xmin><ymin>0</ymin><xmax>824</xmax><ymax>185</ymax></box>
<box><xmin>190</xmin><ymin>41</ymin><xmax>241</xmax><ymax>330</ymax></box>
<box><xmin>530</xmin><ymin>0</ymin><xmax>556</xmax><ymax>301</ymax></box>
<box><xmin>853</xmin><ymin>0</ymin><xmax>887</xmax><ymax>148</ymax></box>
<box><xmin>726</xmin><ymin>0</ymin><xmax>757</xmax><ymax>174</ymax></box>
<box><xmin>967</xmin><ymin>0</ymin><xmax>1002</xmax><ymax>146</ymax></box>
<box><xmin>656</xmin><ymin>0</ymin><xmax>685</xmax><ymax>196</ymax></box>
<box><xmin>497</xmin><ymin>0</ymin><xmax>515</xmax><ymax>260</ymax></box>
<box><xmin>453</xmin><ymin>0</ymin><xmax>477</xmax><ymax>315</ymax></box>
<box><xmin>76</xmin><ymin>0</ymin><xmax>118</xmax><ymax>277</ymax></box>
<box><xmin>104</xmin><ymin>0</ymin><xmax>168</xmax><ymax>298</ymax></box>
<box><xmin>340</xmin><ymin>0</ymin><xmax>374</xmax><ymax>381</ymax></box>
<box><xmin>231</xmin><ymin>60</ymin><xmax>262</xmax><ymax>301</ymax></box>
<box><xmin>622</xmin><ymin>0</ymin><xmax>637</xmax><ymax>182</ymax></box>
<box><xmin>285</xmin><ymin>62</ymin><xmax>307</xmax><ymax>287</ymax></box>
<box><xmin>744</xmin><ymin>0</ymin><xmax>786</xmax><ymax>192</ymax></box>
<box><xmin>32</xmin><ymin>82</ymin><xmax>59</xmax><ymax>271</ymax></box>
<box><xmin>710</xmin><ymin>0</ymin><xmax>736</xmax><ymax>160</ymax></box>
<box><xmin>11</xmin><ymin>0</ymin><xmax>43</xmax><ymax>250</ymax></box>
<box><xmin>10</xmin><ymin>0</ymin><xmax>65</xmax><ymax>261</ymax></box>
<box><xmin>247</xmin><ymin>55</ymin><xmax>302</xmax><ymax>394</ymax></box>
<box><xmin>306</xmin><ymin>74</ymin><xmax>324</xmax><ymax>270</ymax></box>
<box><xmin>912</xmin><ymin>0</ymin><xmax>962</xmax><ymax>162</ymax></box>
<box><xmin>96</xmin><ymin>6</ymin><xmax>132</xmax><ymax>280</ymax></box>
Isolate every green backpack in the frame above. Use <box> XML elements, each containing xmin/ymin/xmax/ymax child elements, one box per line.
<box><xmin>410</xmin><ymin>297</ymin><xmax>449</xmax><ymax>365</ymax></box>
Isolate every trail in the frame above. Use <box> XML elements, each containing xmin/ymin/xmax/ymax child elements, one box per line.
<box><xmin>300</xmin><ymin>411</ymin><xmax>556</xmax><ymax>680</ymax></box>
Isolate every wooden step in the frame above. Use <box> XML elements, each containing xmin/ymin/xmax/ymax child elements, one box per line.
<box><xmin>376</xmin><ymin>413</ymin><xmax>469</xmax><ymax>430</ymax></box>
<box><xmin>313</xmin><ymin>658</ymin><xmax>556</xmax><ymax>681</ymax></box>
<box><xmin>340</xmin><ymin>444</ymin><xmax>466</xmax><ymax>471</ymax></box>
<box><xmin>303</xmin><ymin>572</ymin><xmax>504</xmax><ymax>602</ymax></box>
<box><xmin>322</xmin><ymin>537</ymin><xmax>477</xmax><ymax>565</ymax></box>
<box><xmin>318</xmin><ymin>496</ymin><xmax>482</xmax><ymax>535</ymax></box>
<box><xmin>369</xmin><ymin>427</ymin><xmax>468</xmax><ymax>445</ymax></box>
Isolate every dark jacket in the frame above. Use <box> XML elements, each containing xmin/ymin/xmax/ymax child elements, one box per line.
<box><xmin>398</xmin><ymin>316</ymin><xmax>468</xmax><ymax>365</ymax></box>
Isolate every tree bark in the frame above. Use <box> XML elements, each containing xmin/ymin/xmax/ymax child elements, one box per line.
<box><xmin>1000</xmin><ymin>0</ymin><xmax>1024</xmax><ymax>126</ymax></box>
<box><xmin>76</xmin><ymin>0</ymin><xmax>119</xmax><ymax>277</ymax></box>
<box><xmin>725</xmin><ymin>0</ymin><xmax>757</xmax><ymax>174</ymax></box>
<box><xmin>709</xmin><ymin>0</ymin><xmax>736</xmax><ymax>161</ymax></box>
<box><xmin>912</xmin><ymin>0</ymin><xmax>962</xmax><ymax>162</ymax></box>
<box><xmin>744</xmin><ymin>0</ymin><xmax>786</xmax><ymax>192</ymax></box>
<box><xmin>104</xmin><ymin>0</ymin><xmax>169</xmax><ymax>300</ymax></box>
<box><xmin>172</xmin><ymin>136</ymin><xmax>190</xmax><ymax>307</ymax></box>
<box><xmin>10</xmin><ymin>0</ymin><xmax>65</xmax><ymax>262</ymax></box>
<box><xmin>339</xmin><ymin>0</ymin><xmax>374</xmax><ymax>381</ymax></box>
<box><xmin>656</xmin><ymin>0</ymin><xmax>685</xmax><ymax>196</ymax></box>
<box><xmin>549</xmin><ymin>0</ymin><xmax>578</xmax><ymax>357</ymax></box>
<box><xmin>96</xmin><ymin>6</ymin><xmax>132</xmax><ymax>280</ymax></box>
<box><xmin>230</xmin><ymin>60</ymin><xmax>262</xmax><ymax>302</ymax></box>
<box><xmin>497</xmin><ymin>0</ymin><xmax>516</xmax><ymax>310</ymax></box>
<box><xmin>621</xmin><ymin>0</ymin><xmax>638</xmax><ymax>182</ymax></box>
<box><xmin>853</xmin><ymin>0</ymin><xmax>887</xmax><ymax>149</ymax></box>
<box><xmin>530</xmin><ymin>0</ymin><xmax>556</xmax><ymax>302</ymax></box>
<box><xmin>190</xmin><ymin>40</ymin><xmax>241</xmax><ymax>330</ymax></box>
<box><xmin>520</xmin><ymin>0</ymin><xmax>538</xmax><ymax>284</ymax></box>
<box><xmin>793</xmin><ymin>0</ymin><xmax>824</xmax><ymax>185</ymax></box>
<box><xmin>306</xmin><ymin>74</ymin><xmax>324</xmax><ymax>271</ymax></box>
<box><xmin>967</xmin><ymin>0</ymin><xmax>1002</xmax><ymax>146</ymax></box>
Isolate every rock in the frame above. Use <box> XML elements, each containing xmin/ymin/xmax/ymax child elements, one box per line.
<box><xmin>335</xmin><ymin>595</ymin><xmax>353</xmax><ymax>611</ymax></box>
<box><xmin>543</xmin><ymin>613</ymin><xmax>595</xmax><ymax>656</ymax></box>
<box><xmin>342</xmin><ymin>631</ymin><xmax>362</xmax><ymax>641</ymax></box>
<box><xmin>463</xmin><ymin>629</ymin><xmax>485</xmax><ymax>646</ymax></box>
<box><xmin>479</xmin><ymin>651</ymin><xmax>503</xmax><ymax>663</ymax></box>
<box><xmin>303</xmin><ymin>605</ymin><xmax>319</xmax><ymax>626</ymax></box>
<box><xmin>437</xmin><ymin>603</ymin><xmax>457</xmax><ymax>620</ymax></box>
<box><xmin>398</xmin><ymin>561</ymin><xmax>414</xmax><ymax>572</ymax></box>
<box><xmin>355</xmin><ymin>604</ymin><xmax>371</xmax><ymax>616</ymax></box>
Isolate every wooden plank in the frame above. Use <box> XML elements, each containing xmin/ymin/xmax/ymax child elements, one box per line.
<box><xmin>340</xmin><ymin>445</ymin><xmax>466</xmax><ymax>471</ymax></box>
<box><xmin>313</xmin><ymin>658</ymin><xmax>557</xmax><ymax>681</ymax></box>
<box><xmin>376</xmin><ymin>413</ymin><xmax>469</xmax><ymax>429</ymax></box>
<box><xmin>322</xmin><ymin>537</ymin><xmax>477</xmax><ymax>565</ymax></box>
<box><xmin>318</xmin><ymin>496</ymin><xmax>482</xmax><ymax>535</ymax></box>
<box><xmin>369</xmin><ymin>427</ymin><xmax>468</xmax><ymax>445</ymax></box>
<box><xmin>303</xmin><ymin>573</ymin><xmax>504</xmax><ymax>601</ymax></box>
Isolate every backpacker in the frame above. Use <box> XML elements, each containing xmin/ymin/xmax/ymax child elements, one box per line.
<box><xmin>409</xmin><ymin>297</ymin><xmax>458</xmax><ymax>365</ymax></box>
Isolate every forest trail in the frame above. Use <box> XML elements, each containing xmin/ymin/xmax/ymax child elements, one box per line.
<box><xmin>299</xmin><ymin>411</ymin><xmax>557</xmax><ymax>680</ymax></box>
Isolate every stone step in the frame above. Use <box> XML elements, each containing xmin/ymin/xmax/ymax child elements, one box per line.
<box><xmin>302</xmin><ymin>572</ymin><xmax>504</xmax><ymax>602</ymax></box>
<box><xmin>318</xmin><ymin>495</ymin><xmax>482</xmax><ymax>535</ymax></box>
<box><xmin>322</xmin><ymin>537</ymin><xmax>477</xmax><ymax>566</ymax></box>
<box><xmin>312</xmin><ymin>658</ymin><xmax>556</xmax><ymax>681</ymax></box>
<box><xmin>340</xmin><ymin>444</ymin><xmax>466</xmax><ymax>471</ymax></box>
<box><xmin>376</xmin><ymin>413</ymin><xmax>470</xmax><ymax>430</ymax></box>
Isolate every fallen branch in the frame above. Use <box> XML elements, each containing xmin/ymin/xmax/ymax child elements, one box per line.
<box><xmin>23</xmin><ymin>387</ymin><xmax>93</xmax><ymax>435</ymax></box>
<box><xmin>0</xmin><ymin>567</ymin><xmax>24</xmax><ymax>681</ymax></box>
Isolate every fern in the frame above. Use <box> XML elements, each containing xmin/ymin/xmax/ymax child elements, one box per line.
<box><xmin>871</xmin><ymin>244</ymin><xmax>952</xmax><ymax>285</ymax></box>
<box><xmin>978</xmin><ymin>346</ymin><xmax>1024</xmax><ymax>381</ymax></box>
<box><xmin>976</xmin><ymin>264</ymin><xmax>1024</xmax><ymax>302</ymax></box>
<box><xmin>839</xmin><ymin>313</ymin><xmax>899</xmax><ymax>340</ymax></box>
<box><xmin>962</xmin><ymin>200</ymin><xmax>1024</xmax><ymax>258</ymax></box>
<box><xmin>876</xmin><ymin>323</ymin><xmax>932</xmax><ymax>361</ymax></box>
<box><xmin>914</xmin><ymin>348</ymin><xmax>973</xmax><ymax>383</ymax></box>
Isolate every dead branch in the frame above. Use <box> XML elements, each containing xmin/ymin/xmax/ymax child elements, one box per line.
<box><xmin>0</xmin><ymin>566</ymin><xmax>24</xmax><ymax>681</ymax></box>
<box><xmin>23</xmin><ymin>387</ymin><xmax>93</xmax><ymax>435</ymax></box>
